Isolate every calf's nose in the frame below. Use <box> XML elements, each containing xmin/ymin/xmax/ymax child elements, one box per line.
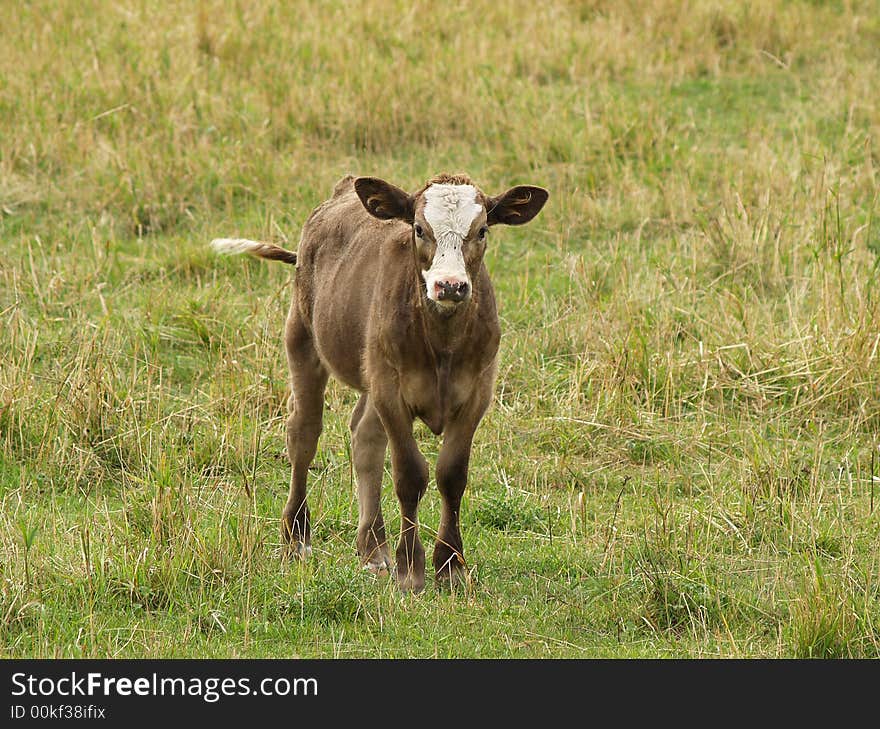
<box><xmin>435</xmin><ymin>280</ymin><xmax>470</xmax><ymax>302</ymax></box>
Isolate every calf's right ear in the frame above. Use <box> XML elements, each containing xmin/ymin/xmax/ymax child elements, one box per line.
<box><xmin>355</xmin><ymin>177</ymin><xmax>415</xmax><ymax>223</ymax></box>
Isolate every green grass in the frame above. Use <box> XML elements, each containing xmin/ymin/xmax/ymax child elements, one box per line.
<box><xmin>2</xmin><ymin>0</ymin><xmax>880</xmax><ymax>657</ymax></box>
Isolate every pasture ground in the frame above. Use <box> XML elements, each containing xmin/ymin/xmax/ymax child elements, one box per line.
<box><xmin>2</xmin><ymin>0</ymin><xmax>880</xmax><ymax>657</ymax></box>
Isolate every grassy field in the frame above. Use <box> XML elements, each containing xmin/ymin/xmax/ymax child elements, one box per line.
<box><xmin>2</xmin><ymin>0</ymin><xmax>880</xmax><ymax>658</ymax></box>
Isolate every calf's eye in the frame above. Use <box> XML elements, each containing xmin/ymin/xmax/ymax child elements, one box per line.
<box><xmin>478</xmin><ymin>226</ymin><xmax>488</xmax><ymax>240</ymax></box>
<box><xmin>414</xmin><ymin>224</ymin><xmax>424</xmax><ymax>238</ymax></box>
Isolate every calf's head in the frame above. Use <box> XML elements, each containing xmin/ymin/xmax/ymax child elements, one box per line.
<box><xmin>355</xmin><ymin>174</ymin><xmax>548</xmax><ymax>311</ymax></box>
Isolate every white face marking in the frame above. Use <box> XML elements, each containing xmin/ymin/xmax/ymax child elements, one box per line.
<box><xmin>421</xmin><ymin>184</ymin><xmax>483</xmax><ymax>305</ymax></box>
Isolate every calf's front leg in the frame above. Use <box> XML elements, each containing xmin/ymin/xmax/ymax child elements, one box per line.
<box><xmin>434</xmin><ymin>425</ymin><xmax>473</xmax><ymax>587</ymax></box>
<box><xmin>391</xmin><ymin>440</ymin><xmax>428</xmax><ymax>592</ymax></box>
<box><xmin>434</xmin><ymin>389</ymin><xmax>490</xmax><ymax>586</ymax></box>
<box><xmin>372</xmin><ymin>389</ymin><xmax>428</xmax><ymax>593</ymax></box>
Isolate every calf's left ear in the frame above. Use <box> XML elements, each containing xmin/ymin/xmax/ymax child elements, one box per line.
<box><xmin>355</xmin><ymin>177</ymin><xmax>415</xmax><ymax>223</ymax></box>
<box><xmin>487</xmin><ymin>186</ymin><xmax>549</xmax><ymax>226</ymax></box>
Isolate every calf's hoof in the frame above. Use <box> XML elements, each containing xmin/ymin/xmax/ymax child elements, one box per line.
<box><xmin>434</xmin><ymin>548</ymin><xmax>468</xmax><ymax>590</ymax></box>
<box><xmin>362</xmin><ymin>552</ymin><xmax>393</xmax><ymax>577</ymax></box>
<box><xmin>285</xmin><ymin>541</ymin><xmax>312</xmax><ymax>561</ymax></box>
<box><xmin>281</xmin><ymin>506</ymin><xmax>310</xmax><ymax>557</ymax></box>
<box><xmin>435</xmin><ymin>563</ymin><xmax>468</xmax><ymax>590</ymax></box>
<box><xmin>395</xmin><ymin>541</ymin><xmax>426</xmax><ymax>593</ymax></box>
<box><xmin>357</xmin><ymin>531</ymin><xmax>392</xmax><ymax>576</ymax></box>
<box><xmin>396</xmin><ymin>567</ymin><xmax>426</xmax><ymax>594</ymax></box>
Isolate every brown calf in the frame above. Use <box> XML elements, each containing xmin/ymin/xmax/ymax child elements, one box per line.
<box><xmin>212</xmin><ymin>173</ymin><xmax>548</xmax><ymax>591</ymax></box>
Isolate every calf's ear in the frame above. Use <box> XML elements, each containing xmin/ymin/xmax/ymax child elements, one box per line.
<box><xmin>355</xmin><ymin>177</ymin><xmax>415</xmax><ymax>223</ymax></box>
<box><xmin>487</xmin><ymin>185</ymin><xmax>549</xmax><ymax>226</ymax></box>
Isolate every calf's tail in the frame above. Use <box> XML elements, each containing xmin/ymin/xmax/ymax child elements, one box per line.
<box><xmin>210</xmin><ymin>238</ymin><xmax>297</xmax><ymax>265</ymax></box>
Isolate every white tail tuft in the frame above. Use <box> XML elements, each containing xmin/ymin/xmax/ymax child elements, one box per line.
<box><xmin>210</xmin><ymin>238</ymin><xmax>264</xmax><ymax>255</ymax></box>
<box><xmin>210</xmin><ymin>237</ymin><xmax>297</xmax><ymax>265</ymax></box>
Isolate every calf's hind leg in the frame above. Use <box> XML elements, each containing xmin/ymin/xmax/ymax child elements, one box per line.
<box><xmin>281</xmin><ymin>311</ymin><xmax>328</xmax><ymax>558</ymax></box>
<box><xmin>350</xmin><ymin>394</ymin><xmax>392</xmax><ymax>575</ymax></box>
